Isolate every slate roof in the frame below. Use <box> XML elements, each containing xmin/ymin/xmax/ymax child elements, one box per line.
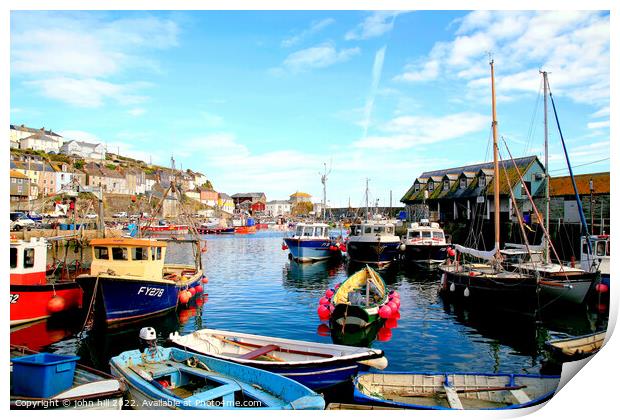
<box><xmin>11</xmin><ymin>124</ymin><xmax>62</xmax><ymax>137</ymax></box>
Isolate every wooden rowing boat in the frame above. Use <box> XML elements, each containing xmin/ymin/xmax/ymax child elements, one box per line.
<box><xmin>330</xmin><ymin>266</ymin><xmax>389</xmax><ymax>328</ymax></box>
<box><xmin>546</xmin><ymin>331</ymin><xmax>606</xmax><ymax>359</ymax></box>
<box><xmin>353</xmin><ymin>372</ymin><xmax>560</xmax><ymax>410</ymax></box>
<box><xmin>110</xmin><ymin>346</ymin><xmax>325</xmax><ymax>410</ymax></box>
<box><xmin>168</xmin><ymin>328</ymin><xmax>387</xmax><ymax>390</ymax></box>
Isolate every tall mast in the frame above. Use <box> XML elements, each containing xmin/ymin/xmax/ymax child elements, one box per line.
<box><xmin>365</xmin><ymin>178</ymin><xmax>369</xmax><ymax>220</ymax></box>
<box><xmin>490</xmin><ymin>60</ymin><xmax>500</xmax><ymax>257</ymax></box>
<box><xmin>542</xmin><ymin>70</ymin><xmax>550</xmax><ymax>264</ymax></box>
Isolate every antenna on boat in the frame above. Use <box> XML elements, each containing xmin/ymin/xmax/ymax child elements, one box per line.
<box><xmin>320</xmin><ymin>162</ymin><xmax>332</xmax><ymax>221</ymax></box>
<box><xmin>365</xmin><ymin>178</ymin><xmax>370</xmax><ymax>221</ymax></box>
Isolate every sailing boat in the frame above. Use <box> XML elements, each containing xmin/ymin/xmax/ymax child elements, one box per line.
<box><xmin>438</xmin><ymin>60</ymin><xmax>539</xmax><ymax>306</ymax></box>
<box><xmin>502</xmin><ymin>71</ymin><xmax>599</xmax><ymax>305</ymax></box>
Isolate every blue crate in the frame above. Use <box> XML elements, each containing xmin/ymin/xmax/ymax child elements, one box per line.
<box><xmin>11</xmin><ymin>353</ymin><xmax>80</xmax><ymax>398</ymax></box>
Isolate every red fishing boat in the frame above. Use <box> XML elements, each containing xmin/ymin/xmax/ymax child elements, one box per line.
<box><xmin>10</xmin><ymin>237</ymin><xmax>83</xmax><ymax>326</ymax></box>
<box><xmin>142</xmin><ymin>222</ymin><xmax>189</xmax><ymax>234</ymax></box>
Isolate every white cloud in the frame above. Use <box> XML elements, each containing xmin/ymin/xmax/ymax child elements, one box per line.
<box><xmin>345</xmin><ymin>11</ymin><xmax>405</xmax><ymax>41</ymax></box>
<box><xmin>11</xmin><ymin>12</ymin><xmax>179</xmax><ymax>107</ymax></box>
<box><xmin>393</xmin><ymin>59</ymin><xmax>439</xmax><ymax>83</ymax></box>
<box><xmin>587</xmin><ymin>121</ymin><xmax>609</xmax><ymax>129</ymax></box>
<box><xmin>361</xmin><ymin>46</ymin><xmax>387</xmax><ymax>138</ymax></box>
<box><xmin>59</xmin><ymin>130</ymin><xmax>101</xmax><ymax>143</ymax></box>
<box><xmin>128</xmin><ymin>108</ymin><xmax>146</xmax><ymax>117</ymax></box>
<box><xmin>278</xmin><ymin>42</ymin><xmax>360</xmax><ymax>73</ymax></box>
<box><xmin>590</xmin><ymin>106</ymin><xmax>609</xmax><ymax>118</ymax></box>
<box><xmin>354</xmin><ymin>112</ymin><xmax>488</xmax><ymax>150</ymax></box>
<box><xmin>281</xmin><ymin>18</ymin><xmax>335</xmax><ymax>48</ymax></box>
<box><xmin>25</xmin><ymin>77</ymin><xmax>148</xmax><ymax>108</ymax></box>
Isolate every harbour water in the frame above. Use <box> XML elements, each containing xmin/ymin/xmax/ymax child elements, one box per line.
<box><xmin>10</xmin><ymin>230</ymin><xmax>609</xmax><ymax>403</ymax></box>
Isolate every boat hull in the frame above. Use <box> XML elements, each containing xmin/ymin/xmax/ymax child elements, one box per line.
<box><xmin>76</xmin><ymin>275</ymin><xmax>201</xmax><ymax>327</ymax></box>
<box><xmin>10</xmin><ymin>282</ymin><xmax>83</xmax><ymax>326</ymax></box>
<box><xmin>331</xmin><ymin>303</ymin><xmax>380</xmax><ymax>328</ymax></box>
<box><xmin>538</xmin><ymin>278</ymin><xmax>595</xmax><ymax>305</ymax></box>
<box><xmin>284</xmin><ymin>238</ymin><xmax>339</xmax><ymax>262</ymax></box>
<box><xmin>346</xmin><ymin>241</ymin><xmax>401</xmax><ymax>266</ymax></box>
<box><xmin>404</xmin><ymin>244</ymin><xmax>448</xmax><ymax>267</ymax></box>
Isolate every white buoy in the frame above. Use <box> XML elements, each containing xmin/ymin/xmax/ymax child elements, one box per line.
<box><xmin>464</xmin><ymin>287</ymin><xmax>470</xmax><ymax>297</ymax></box>
<box><xmin>449</xmin><ymin>283</ymin><xmax>456</xmax><ymax>292</ymax></box>
<box><xmin>399</xmin><ymin>243</ymin><xmax>406</xmax><ymax>251</ymax></box>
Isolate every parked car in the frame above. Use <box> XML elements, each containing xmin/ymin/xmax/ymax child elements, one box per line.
<box><xmin>26</xmin><ymin>212</ymin><xmax>43</xmax><ymax>222</ymax></box>
<box><xmin>112</xmin><ymin>212</ymin><xmax>128</xmax><ymax>218</ymax></box>
<box><xmin>10</xmin><ymin>215</ymin><xmax>36</xmax><ymax>231</ymax></box>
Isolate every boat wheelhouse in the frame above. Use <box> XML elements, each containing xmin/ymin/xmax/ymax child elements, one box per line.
<box><xmin>76</xmin><ymin>238</ymin><xmax>203</xmax><ymax>327</ymax></box>
<box><xmin>581</xmin><ymin>234</ymin><xmax>609</xmax><ymax>287</ymax></box>
<box><xmin>402</xmin><ymin>219</ymin><xmax>450</xmax><ymax>267</ymax></box>
<box><xmin>10</xmin><ymin>237</ymin><xmax>82</xmax><ymax>326</ymax></box>
<box><xmin>346</xmin><ymin>221</ymin><xmax>401</xmax><ymax>267</ymax></box>
<box><xmin>283</xmin><ymin>223</ymin><xmax>340</xmax><ymax>262</ymax></box>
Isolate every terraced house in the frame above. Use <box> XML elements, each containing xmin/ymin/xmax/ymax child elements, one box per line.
<box><xmin>401</xmin><ymin>155</ymin><xmax>546</xmax><ymax>224</ymax></box>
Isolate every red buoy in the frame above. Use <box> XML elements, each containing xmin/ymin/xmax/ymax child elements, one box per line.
<box><xmin>317</xmin><ymin>304</ymin><xmax>331</xmax><ymax>320</ymax></box>
<box><xmin>389</xmin><ymin>290</ymin><xmax>400</xmax><ymax>299</ymax></box>
<box><xmin>335</xmin><ymin>283</ymin><xmax>341</xmax><ymax>290</ymax></box>
<box><xmin>195</xmin><ymin>297</ymin><xmax>204</xmax><ymax>306</ymax></box>
<box><xmin>47</xmin><ymin>296</ymin><xmax>66</xmax><ymax>314</ymax></box>
<box><xmin>195</xmin><ymin>284</ymin><xmax>203</xmax><ymax>294</ymax></box>
<box><xmin>339</xmin><ymin>244</ymin><xmax>347</xmax><ymax>252</ymax></box>
<box><xmin>329</xmin><ymin>304</ymin><xmax>335</xmax><ymax>313</ymax></box>
<box><xmin>596</xmin><ymin>283</ymin><xmax>609</xmax><ymax>294</ymax></box>
<box><xmin>377</xmin><ymin>327</ymin><xmax>393</xmax><ymax>342</ymax></box>
<box><xmin>179</xmin><ymin>290</ymin><xmax>190</xmax><ymax>304</ymax></box>
<box><xmin>317</xmin><ymin>324</ymin><xmax>330</xmax><ymax>336</ymax></box>
<box><xmin>201</xmin><ymin>276</ymin><xmax>209</xmax><ymax>284</ymax></box>
<box><xmin>447</xmin><ymin>247</ymin><xmax>456</xmax><ymax>257</ymax></box>
<box><xmin>325</xmin><ymin>289</ymin><xmax>335</xmax><ymax>298</ymax></box>
<box><xmin>189</xmin><ymin>287</ymin><xmax>196</xmax><ymax>296</ymax></box>
<box><xmin>390</xmin><ymin>297</ymin><xmax>401</xmax><ymax>308</ymax></box>
<box><xmin>379</xmin><ymin>305</ymin><xmax>392</xmax><ymax>319</ymax></box>
<box><xmin>319</xmin><ymin>296</ymin><xmax>329</xmax><ymax>305</ymax></box>
<box><xmin>388</xmin><ymin>301</ymin><xmax>399</xmax><ymax>313</ymax></box>
<box><xmin>385</xmin><ymin>318</ymin><xmax>398</xmax><ymax>329</ymax></box>
<box><xmin>282</xmin><ymin>243</ymin><xmax>288</xmax><ymax>250</ymax></box>
<box><xmin>392</xmin><ymin>311</ymin><xmax>401</xmax><ymax>320</ymax></box>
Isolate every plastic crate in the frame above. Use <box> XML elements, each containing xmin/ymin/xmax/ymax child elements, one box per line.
<box><xmin>11</xmin><ymin>353</ymin><xmax>80</xmax><ymax>398</ymax></box>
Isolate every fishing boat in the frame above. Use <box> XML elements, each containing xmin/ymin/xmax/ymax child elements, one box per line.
<box><xmin>438</xmin><ymin>60</ymin><xmax>539</xmax><ymax>307</ymax></box>
<box><xmin>142</xmin><ymin>221</ymin><xmax>189</xmax><ymax>234</ymax></box>
<box><xmin>546</xmin><ymin>331</ymin><xmax>606</xmax><ymax>360</ymax></box>
<box><xmin>346</xmin><ymin>220</ymin><xmax>401</xmax><ymax>267</ymax></box>
<box><xmin>327</xmin><ymin>266</ymin><xmax>391</xmax><ymax>328</ymax></box>
<box><xmin>109</xmin><ymin>343</ymin><xmax>325</xmax><ymax>409</ymax></box>
<box><xmin>402</xmin><ymin>219</ymin><xmax>450</xmax><ymax>268</ymax></box>
<box><xmin>10</xmin><ymin>237</ymin><xmax>83</xmax><ymax>326</ymax></box>
<box><xmin>10</xmin><ymin>345</ymin><xmax>125</xmax><ymax>410</ymax></box>
<box><xmin>353</xmin><ymin>372</ymin><xmax>560</xmax><ymax>410</ymax></box>
<box><xmin>168</xmin><ymin>328</ymin><xmax>387</xmax><ymax>390</ymax></box>
<box><xmin>76</xmin><ymin>237</ymin><xmax>204</xmax><ymax>327</ymax></box>
<box><xmin>283</xmin><ymin>223</ymin><xmax>341</xmax><ymax>262</ymax></box>
<box><xmin>581</xmin><ymin>234</ymin><xmax>610</xmax><ymax>288</ymax></box>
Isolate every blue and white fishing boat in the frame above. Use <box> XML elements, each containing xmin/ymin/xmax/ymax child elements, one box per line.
<box><xmin>168</xmin><ymin>328</ymin><xmax>387</xmax><ymax>391</ymax></box>
<box><xmin>353</xmin><ymin>372</ymin><xmax>560</xmax><ymax>410</ymax></box>
<box><xmin>109</xmin><ymin>342</ymin><xmax>325</xmax><ymax>410</ymax></box>
<box><xmin>283</xmin><ymin>223</ymin><xmax>340</xmax><ymax>262</ymax></box>
<box><xmin>581</xmin><ymin>234</ymin><xmax>610</xmax><ymax>287</ymax></box>
<box><xmin>76</xmin><ymin>238</ymin><xmax>204</xmax><ymax>327</ymax></box>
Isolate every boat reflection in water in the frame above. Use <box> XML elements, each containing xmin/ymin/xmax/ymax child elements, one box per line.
<box><xmin>282</xmin><ymin>259</ymin><xmax>342</xmax><ymax>292</ymax></box>
<box><xmin>10</xmin><ymin>318</ymin><xmax>77</xmax><ymax>352</ymax></box>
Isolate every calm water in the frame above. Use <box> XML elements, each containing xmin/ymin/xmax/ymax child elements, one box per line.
<box><xmin>11</xmin><ymin>231</ymin><xmax>609</xmax><ymax>400</ymax></box>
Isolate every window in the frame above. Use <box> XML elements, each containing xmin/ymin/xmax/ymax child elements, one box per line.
<box><xmin>433</xmin><ymin>231</ymin><xmax>444</xmax><ymax>240</ymax></box>
<box><xmin>94</xmin><ymin>246</ymin><xmax>109</xmax><ymax>259</ymax></box>
<box><xmin>23</xmin><ymin>248</ymin><xmax>35</xmax><ymax>268</ymax></box>
<box><xmin>295</xmin><ymin>226</ymin><xmax>304</xmax><ymax>236</ymax></box>
<box><xmin>11</xmin><ymin>178</ymin><xmax>15</xmax><ymax>184</ymax></box>
<box><xmin>443</xmin><ymin>181</ymin><xmax>450</xmax><ymax>191</ymax></box>
<box><xmin>414</xmin><ymin>184</ymin><xmax>420</xmax><ymax>192</ymax></box>
<box><xmin>151</xmin><ymin>247</ymin><xmax>162</xmax><ymax>260</ymax></box>
<box><xmin>422</xmin><ymin>231</ymin><xmax>432</xmax><ymax>238</ymax></box>
<box><xmin>364</xmin><ymin>226</ymin><xmax>372</xmax><ymax>234</ymax></box>
<box><xmin>460</xmin><ymin>178</ymin><xmax>467</xmax><ymax>189</ymax></box>
<box><xmin>428</xmin><ymin>181</ymin><xmax>434</xmax><ymax>192</ymax></box>
<box><xmin>522</xmin><ymin>181</ymin><xmax>531</xmax><ymax>194</ymax></box>
<box><xmin>596</xmin><ymin>241</ymin><xmax>606</xmax><ymax>256</ymax></box>
<box><xmin>10</xmin><ymin>248</ymin><xmax>17</xmax><ymax>268</ymax></box>
<box><xmin>373</xmin><ymin>226</ymin><xmax>385</xmax><ymax>234</ymax></box>
<box><xmin>111</xmin><ymin>247</ymin><xmax>128</xmax><ymax>261</ymax></box>
<box><xmin>479</xmin><ymin>176</ymin><xmax>486</xmax><ymax>188</ymax></box>
<box><xmin>132</xmin><ymin>247</ymin><xmax>149</xmax><ymax>261</ymax></box>
<box><xmin>386</xmin><ymin>226</ymin><xmax>394</xmax><ymax>234</ymax></box>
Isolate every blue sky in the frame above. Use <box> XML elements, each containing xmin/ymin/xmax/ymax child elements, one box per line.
<box><xmin>10</xmin><ymin>10</ymin><xmax>610</xmax><ymax>207</ymax></box>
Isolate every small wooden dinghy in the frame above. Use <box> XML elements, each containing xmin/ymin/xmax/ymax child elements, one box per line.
<box><xmin>353</xmin><ymin>372</ymin><xmax>560</xmax><ymax>410</ymax></box>
<box><xmin>546</xmin><ymin>331</ymin><xmax>606</xmax><ymax>359</ymax></box>
<box><xmin>10</xmin><ymin>345</ymin><xmax>125</xmax><ymax>410</ymax></box>
<box><xmin>109</xmin><ymin>346</ymin><xmax>325</xmax><ymax>410</ymax></box>
<box><xmin>330</xmin><ymin>266</ymin><xmax>389</xmax><ymax>328</ymax></box>
<box><xmin>168</xmin><ymin>328</ymin><xmax>387</xmax><ymax>390</ymax></box>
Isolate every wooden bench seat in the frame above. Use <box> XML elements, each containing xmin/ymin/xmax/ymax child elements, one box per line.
<box><xmin>239</xmin><ymin>344</ymin><xmax>279</xmax><ymax>360</ymax></box>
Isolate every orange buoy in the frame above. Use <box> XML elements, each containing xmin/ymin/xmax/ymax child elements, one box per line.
<box><xmin>47</xmin><ymin>296</ymin><xmax>66</xmax><ymax>313</ymax></box>
<box><xmin>201</xmin><ymin>276</ymin><xmax>209</xmax><ymax>284</ymax></box>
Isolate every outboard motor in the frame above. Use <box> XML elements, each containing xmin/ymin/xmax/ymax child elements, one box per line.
<box><xmin>139</xmin><ymin>327</ymin><xmax>158</xmax><ymax>353</ymax></box>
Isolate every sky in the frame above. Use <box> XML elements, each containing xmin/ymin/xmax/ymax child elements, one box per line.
<box><xmin>9</xmin><ymin>10</ymin><xmax>610</xmax><ymax>208</ymax></box>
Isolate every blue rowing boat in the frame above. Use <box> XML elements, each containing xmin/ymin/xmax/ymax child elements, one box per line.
<box><xmin>109</xmin><ymin>346</ymin><xmax>325</xmax><ymax>410</ymax></box>
<box><xmin>353</xmin><ymin>372</ymin><xmax>560</xmax><ymax>410</ymax></box>
<box><xmin>168</xmin><ymin>329</ymin><xmax>387</xmax><ymax>391</ymax></box>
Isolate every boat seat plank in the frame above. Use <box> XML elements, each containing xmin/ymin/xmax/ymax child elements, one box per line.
<box><xmin>239</xmin><ymin>344</ymin><xmax>279</xmax><ymax>360</ymax></box>
<box><xmin>510</xmin><ymin>389</ymin><xmax>531</xmax><ymax>404</ymax></box>
<box><xmin>190</xmin><ymin>383</ymin><xmax>240</xmax><ymax>402</ymax></box>
<box><xmin>443</xmin><ymin>385</ymin><xmax>464</xmax><ymax>410</ymax></box>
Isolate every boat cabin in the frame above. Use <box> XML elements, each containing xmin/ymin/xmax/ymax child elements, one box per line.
<box><xmin>349</xmin><ymin>222</ymin><xmax>396</xmax><ymax>237</ymax></box>
<box><xmin>405</xmin><ymin>219</ymin><xmax>447</xmax><ymax>245</ymax></box>
<box><xmin>10</xmin><ymin>237</ymin><xmax>48</xmax><ymax>285</ymax></box>
<box><xmin>581</xmin><ymin>235</ymin><xmax>610</xmax><ymax>273</ymax></box>
<box><xmin>294</xmin><ymin>223</ymin><xmax>330</xmax><ymax>238</ymax></box>
<box><xmin>89</xmin><ymin>238</ymin><xmax>168</xmax><ymax>280</ymax></box>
